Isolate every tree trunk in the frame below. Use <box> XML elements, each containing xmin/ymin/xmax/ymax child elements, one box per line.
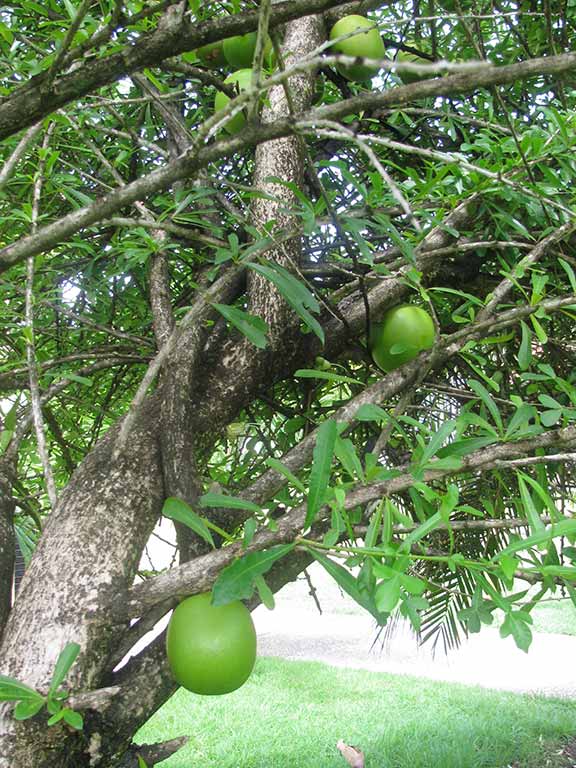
<box><xmin>0</xmin><ymin>13</ymin><xmax>325</xmax><ymax>768</ymax></box>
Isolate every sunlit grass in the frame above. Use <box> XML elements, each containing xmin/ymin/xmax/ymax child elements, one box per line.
<box><xmin>137</xmin><ymin>657</ymin><xmax>576</xmax><ymax>767</ymax></box>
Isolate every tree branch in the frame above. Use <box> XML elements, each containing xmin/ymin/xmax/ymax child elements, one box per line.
<box><xmin>1</xmin><ymin>52</ymin><xmax>575</xmax><ymax>273</ymax></box>
<box><xmin>123</xmin><ymin>422</ymin><xmax>576</xmax><ymax>618</ymax></box>
<box><xmin>0</xmin><ymin>0</ymin><xmax>354</xmax><ymax>141</ymax></box>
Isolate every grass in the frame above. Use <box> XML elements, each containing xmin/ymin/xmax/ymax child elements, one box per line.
<box><xmin>531</xmin><ymin>599</ymin><xmax>576</xmax><ymax>637</ymax></box>
<box><xmin>136</xmin><ymin>658</ymin><xmax>576</xmax><ymax>768</ymax></box>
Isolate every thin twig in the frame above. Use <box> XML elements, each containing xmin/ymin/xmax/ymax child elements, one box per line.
<box><xmin>25</xmin><ymin>124</ymin><xmax>58</xmax><ymax>510</ymax></box>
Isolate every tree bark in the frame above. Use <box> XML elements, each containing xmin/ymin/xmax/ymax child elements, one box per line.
<box><xmin>0</xmin><ymin>12</ymin><xmax>326</xmax><ymax>768</ymax></box>
<box><xmin>0</xmin><ymin>460</ymin><xmax>15</xmax><ymax>643</ymax></box>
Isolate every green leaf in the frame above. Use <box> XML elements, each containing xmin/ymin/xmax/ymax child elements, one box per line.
<box><xmin>375</xmin><ymin>575</ymin><xmax>401</xmax><ymax>613</ymax></box>
<box><xmin>559</xmin><ymin>259</ymin><xmax>576</xmax><ymax>293</ymax></box>
<box><xmin>500</xmin><ymin>611</ymin><xmax>533</xmax><ymax>653</ymax></box>
<box><xmin>400</xmin><ymin>594</ymin><xmax>429</xmax><ymax>631</ymax></box>
<box><xmin>254</xmin><ymin>575</ymin><xmax>275</xmax><ymax>610</ymax></box>
<box><xmin>541</xmin><ymin>409</ymin><xmax>562</xmax><ymax>427</ymax></box>
<box><xmin>294</xmin><ymin>369</ymin><xmax>361</xmax><ymax>386</ymax></box>
<box><xmin>419</xmin><ymin>420</ymin><xmax>456</xmax><ymax>466</ymax></box>
<box><xmin>243</xmin><ymin>518</ymin><xmax>257</xmax><ymax>548</ymax></box>
<box><xmin>211</xmin><ymin>544</ymin><xmax>294</xmax><ymax>606</ymax></box>
<box><xmin>468</xmin><ymin>379</ymin><xmax>503</xmax><ymax>433</ymax></box>
<box><xmin>334</xmin><ymin>435</ymin><xmax>364</xmax><ymax>482</ymax></box>
<box><xmin>200</xmin><ymin>492</ymin><xmax>261</xmax><ymax>514</ymax></box>
<box><xmin>355</xmin><ymin>404</ymin><xmax>390</xmax><ymax>422</ymax></box>
<box><xmin>517</xmin><ymin>473</ymin><xmax>546</xmax><ymax>536</ymax></box>
<box><xmin>0</xmin><ymin>675</ymin><xmax>44</xmax><ymax>703</ymax></box>
<box><xmin>500</xmin><ymin>554</ymin><xmax>519</xmax><ymax>581</ymax></box>
<box><xmin>265</xmin><ymin>457</ymin><xmax>306</xmax><ymax>493</ymax></box>
<box><xmin>62</xmin><ymin>708</ymin><xmax>84</xmax><ymax>730</ymax></box>
<box><xmin>305</xmin><ymin>420</ymin><xmax>337</xmax><ymax>529</ymax></box>
<box><xmin>49</xmin><ymin>643</ymin><xmax>80</xmax><ymax>698</ymax></box>
<box><xmin>13</xmin><ymin>698</ymin><xmax>45</xmax><ymax>720</ymax></box>
<box><xmin>65</xmin><ymin>373</ymin><xmax>93</xmax><ymax>386</ymax></box>
<box><xmin>138</xmin><ymin>756</ymin><xmax>149</xmax><ymax>768</ymax></box>
<box><xmin>162</xmin><ymin>497</ymin><xmax>214</xmax><ymax>549</ymax></box>
<box><xmin>47</xmin><ymin>709</ymin><xmax>66</xmax><ymax>726</ymax></box>
<box><xmin>517</xmin><ymin>321</ymin><xmax>532</xmax><ymax>370</ymax></box>
<box><xmin>364</xmin><ymin>501</ymin><xmax>383</xmax><ymax>548</ymax></box>
<box><xmin>401</xmin><ymin>573</ymin><xmax>426</xmax><ymax>595</ymax></box>
<box><xmin>309</xmin><ymin>550</ymin><xmax>383</xmax><ymax>622</ymax></box>
<box><xmin>437</xmin><ymin>436</ymin><xmax>496</xmax><ymax>458</ymax></box>
<box><xmin>248</xmin><ymin>263</ymin><xmax>324</xmax><ymax>343</ymax></box>
<box><xmin>399</xmin><ymin>512</ymin><xmax>443</xmax><ymax>553</ymax></box>
<box><xmin>494</xmin><ymin>519</ymin><xmax>576</xmax><ymax>560</ymax></box>
<box><xmin>213</xmin><ymin>304</ymin><xmax>269</xmax><ymax>349</ymax></box>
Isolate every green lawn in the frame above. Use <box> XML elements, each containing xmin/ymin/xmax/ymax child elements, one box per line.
<box><xmin>136</xmin><ymin>658</ymin><xmax>576</xmax><ymax>768</ymax></box>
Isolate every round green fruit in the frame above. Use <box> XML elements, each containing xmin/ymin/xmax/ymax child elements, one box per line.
<box><xmin>197</xmin><ymin>40</ymin><xmax>227</xmax><ymax>68</ymax></box>
<box><xmin>214</xmin><ymin>69</ymin><xmax>253</xmax><ymax>134</ymax></box>
<box><xmin>329</xmin><ymin>14</ymin><xmax>385</xmax><ymax>82</ymax></box>
<box><xmin>370</xmin><ymin>305</ymin><xmax>435</xmax><ymax>372</ymax></box>
<box><xmin>166</xmin><ymin>592</ymin><xmax>257</xmax><ymax>696</ymax></box>
<box><xmin>223</xmin><ymin>33</ymin><xmax>275</xmax><ymax>69</ymax></box>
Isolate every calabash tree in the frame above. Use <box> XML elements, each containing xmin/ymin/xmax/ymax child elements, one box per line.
<box><xmin>1</xmin><ymin>1</ymin><xmax>575</xmax><ymax>766</ymax></box>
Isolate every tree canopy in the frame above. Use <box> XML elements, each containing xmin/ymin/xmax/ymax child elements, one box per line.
<box><xmin>0</xmin><ymin>1</ymin><xmax>576</xmax><ymax>766</ymax></box>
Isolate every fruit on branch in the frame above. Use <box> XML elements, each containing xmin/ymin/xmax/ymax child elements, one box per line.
<box><xmin>223</xmin><ymin>33</ymin><xmax>275</xmax><ymax>69</ymax></box>
<box><xmin>370</xmin><ymin>305</ymin><xmax>435</xmax><ymax>372</ymax></box>
<box><xmin>396</xmin><ymin>46</ymin><xmax>433</xmax><ymax>84</ymax></box>
<box><xmin>166</xmin><ymin>592</ymin><xmax>257</xmax><ymax>695</ymax></box>
<box><xmin>197</xmin><ymin>40</ymin><xmax>227</xmax><ymax>68</ymax></box>
<box><xmin>329</xmin><ymin>15</ymin><xmax>385</xmax><ymax>82</ymax></box>
<box><xmin>214</xmin><ymin>68</ymin><xmax>254</xmax><ymax>134</ymax></box>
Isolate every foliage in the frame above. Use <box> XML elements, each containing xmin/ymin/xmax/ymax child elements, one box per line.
<box><xmin>1</xmin><ymin>0</ymin><xmax>576</xmax><ymax>762</ymax></box>
<box><xmin>0</xmin><ymin>643</ymin><xmax>83</xmax><ymax>730</ymax></box>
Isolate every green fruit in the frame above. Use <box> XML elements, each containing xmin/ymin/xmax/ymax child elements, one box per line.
<box><xmin>396</xmin><ymin>48</ymin><xmax>433</xmax><ymax>84</ymax></box>
<box><xmin>214</xmin><ymin>69</ymin><xmax>253</xmax><ymax>135</ymax></box>
<box><xmin>370</xmin><ymin>305</ymin><xmax>435</xmax><ymax>372</ymax></box>
<box><xmin>197</xmin><ymin>40</ymin><xmax>227</xmax><ymax>68</ymax></box>
<box><xmin>329</xmin><ymin>14</ymin><xmax>385</xmax><ymax>82</ymax></box>
<box><xmin>223</xmin><ymin>33</ymin><xmax>276</xmax><ymax>69</ymax></box>
<box><xmin>166</xmin><ymin>592</ymin><xmax>257</xmax><ymax>696</ymax></box>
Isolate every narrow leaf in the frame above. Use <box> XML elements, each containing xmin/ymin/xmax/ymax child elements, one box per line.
<box><xmin>50</xmin><ymin>643</ymin><xmax>80</xmax><ymax>697</ymax></box>
<box><xmin>211</xmin><ymin>544</ymin><xmax>294</xmax><ymax>606</ymax></box>
<box><xmin>310</xmin><ymin>550</ymin><xmax>383</xmax><ymax>622</ymax></box>
<box><xmin>468</xmin><ymin>379</ymin><xmax>503</xmax><ymax>433</ymax></box>
<box><xmin>294</xmin><ymin>369</ymin><xmax>361</xmax><ymax>386</ymax></box>
<box><xmin>213</xmin><ymin>304</ymin><xmax>269</xmax><ymax>349</ymax></box>
<box><xmin>517</xmin><ymin>474</ymin><xmax>546</xmax><ymax>536</ymax></box>
<box><xmin>200</xmin><ymin>492</ymin><xmax>261</xmax><ymax>514</ymax></box>
<box><xmin>419</xmin><ymin>420</ymin><xmax>456</xmax><ymax>466</ymax></box>
<box><xmin>248</xmin><ymin>263</ymin><xmax>324</xmax><ymax>343</ymax></box>
<box><xmin>306</xmin><ymin>420</ymin><xmax>338</xmax><ymax>529</ymax></box>
<box><xmin>494</xmin><ymin>519</ymin><xmax>576</xmax><ymax>560</ymax></box>
<box><xmin>254</xmin><ymin>575</ymin><xmax>275</xmax><ymax>610</ymax></box>
<box><xmin>517</xmin><ymin>321</ymin><xmax>532</xmax><ymax>371</ymax></box>
<box><xmin>163</xmin><ymin>497</ymin><xmax>214</xmax><ymax>549</ymax></box>
<box><xmin>334</xmin><ymin>435</ymin><xmax>364</xmax><ymax>482</ymax></box>
<box><xmin>265</xmin><ymin>457</ymin><xmax>306</xmax><ymax>493</ymax></box>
